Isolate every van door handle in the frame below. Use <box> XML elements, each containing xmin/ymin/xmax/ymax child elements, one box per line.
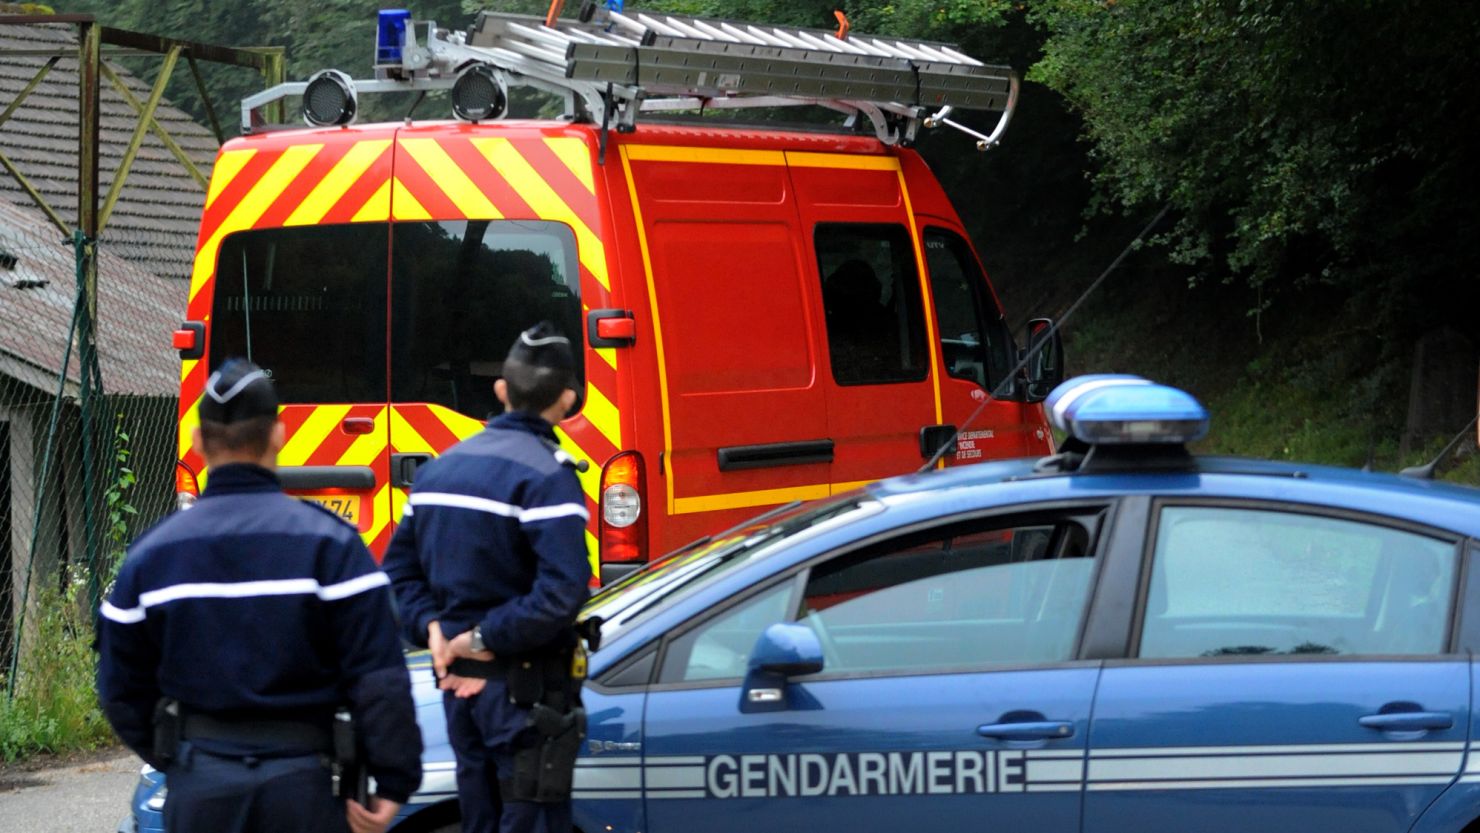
<box><xmin>1359</xmin><ymin>712</ymin><xmax>1452</xmax><ymax>732</ymax></box>
<box><xmin>976</xmin><ymin>721</ymin><xmax>1074</xmax><ymax>740</ymax></box>
<box><xmin>390</xmin><ymin>453</ymin><xmax>434</xmax><ymax>487</ymax></box>
<box><xmin>920</xmin><ymin>424</ymin><xmax>956</xmax><ymax>458</ymax></box>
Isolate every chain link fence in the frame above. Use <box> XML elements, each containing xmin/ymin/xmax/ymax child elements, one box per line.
<box><xmin>0</xmin><ymin>214</ymin><xmax>180</xmax><ymax>698</ymax></box>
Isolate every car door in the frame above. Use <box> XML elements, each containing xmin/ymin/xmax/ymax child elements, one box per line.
<box><xmin>1085</xmin><ymin>500</ymin><xmax>1470</xmax><ymax>833</ymax></box>
<box><xmin>640</xmin><ymin>504</ymin><xmax>1115</xmax><ymax>833</ymax></box>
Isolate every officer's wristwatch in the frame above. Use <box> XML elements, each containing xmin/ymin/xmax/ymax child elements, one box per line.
<box><xmin>468</xmin><ymin>625</ymin><xmax>486</xmax><ymax>654</ymax></box>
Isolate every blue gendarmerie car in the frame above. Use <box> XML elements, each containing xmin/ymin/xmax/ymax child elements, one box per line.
<box><xmin>125</xmin><ymin>376</ymin><xmax>1480</xmax><ymax>833</ymax></box>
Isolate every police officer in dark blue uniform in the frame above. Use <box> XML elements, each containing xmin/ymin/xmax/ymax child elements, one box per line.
<box><xmin>96</xmin><ymin>359</ymin><xmax>422</xmax><ymax>833</ymax></box>
<box><xmin>383</xmin><ymin>323</ymin><xmax>591</xmax><ymax>833</ymax></box>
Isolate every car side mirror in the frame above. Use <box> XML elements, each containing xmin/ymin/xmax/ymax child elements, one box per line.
<box><xmin>1022</xmin><ymin>318</ymin><xmax>1065</xmax><ymax>403</ymax></box>
<box><xmin>739</xmin><ymin>623</ymin><xmax>823</xmax><ymax>713</ymax></box>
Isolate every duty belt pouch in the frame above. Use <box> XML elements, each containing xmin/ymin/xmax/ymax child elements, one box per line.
<box><xmin>508</xmin><ymin>705</ymin><xmax>587</xmax><ymax>803</ymax></box>
<box><xmin>332</xmin><ymin>710</ymin><xmax>369</xmax><ymax>806</ymax></box>
<box><xmin>506</xmin><ymin>658</ymin><xmax>543</xmax><ymax>708</ymax></box>
<box><xmin>152</xmin><ymin>699</ymin><xmax>181</xmax><ymax>767</ymax></box>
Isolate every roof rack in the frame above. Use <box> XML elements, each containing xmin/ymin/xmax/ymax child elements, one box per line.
<box><xmin>241</xmin><ymin>7</ymin><xmax>1019</xmax><ymax>150</ymax></box>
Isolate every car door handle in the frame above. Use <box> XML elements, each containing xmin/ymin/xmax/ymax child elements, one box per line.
<box><xmin>1359</xmin><ymin>712</ymin><xmax>1453</xmax><ymax>732</ymax></box>
<box><xmin>976</xmin><ymin>721</ymin><xmax>1075</xmax><ymax>740</ymax></box>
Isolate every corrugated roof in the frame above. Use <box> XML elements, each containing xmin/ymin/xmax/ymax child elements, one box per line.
<box><xmin>0</xmin><ymin>21</ymin><xmax>217</xmax><ymax>282</ymax></box>
<box><xmin>0</xmin><ymin>195</ymin><xmax>182</xmax><ymax>396</ymax></box>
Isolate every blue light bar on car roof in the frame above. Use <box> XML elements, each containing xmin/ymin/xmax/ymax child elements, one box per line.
<box><xmin>1047</xmin><ymin>375</ymin><xmax>1210</xmax><ymax>445</ymax></box>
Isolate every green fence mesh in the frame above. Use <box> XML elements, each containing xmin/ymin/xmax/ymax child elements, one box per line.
<box><xmin>0</xmin><ymin>221</ymin><xmax>181</xmax><ymax>696</ymax></box>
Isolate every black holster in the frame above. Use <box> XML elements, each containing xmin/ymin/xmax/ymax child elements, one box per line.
<box><xmin>152</xmin><ymin>698</ymin><xmax>182</xmax><ymax>768</ymax></box>
<box><xmin>331</xmin><ymin>709</ymin><xmax>370</xmax><ymax>805</ymax></box>
<box><xmin>500</xmin><ymin>646</ymin><xmax>587</xmax><ymax>803</ymax></box>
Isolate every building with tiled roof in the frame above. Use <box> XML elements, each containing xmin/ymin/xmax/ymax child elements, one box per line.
<box><xmin>0</xmin><ymin>19</ymin><xmax>217</xmax><ymax>281</ymax></box>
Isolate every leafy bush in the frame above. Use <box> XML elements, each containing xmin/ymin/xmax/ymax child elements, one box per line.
<box><xmin>0</xmin><ymin>569</ymin><xmax>115</xmax><ymax>762</ymax></box>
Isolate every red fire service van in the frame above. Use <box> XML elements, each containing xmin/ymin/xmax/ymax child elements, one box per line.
<box><xmin>171</xmin><ymin>7</ymin><xmax>1061</xmax><ymax>583</ymax></box>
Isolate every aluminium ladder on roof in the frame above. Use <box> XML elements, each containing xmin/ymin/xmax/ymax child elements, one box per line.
<box><xmin>241</xmin><ymin>8</ymin><xmax>1019</xmax><ymax>149</ymax></box>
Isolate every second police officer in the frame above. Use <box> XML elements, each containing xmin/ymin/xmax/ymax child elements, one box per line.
<box><xmin>383</xmin><ymin>323</ymin><xmax>592</xmax><ymax>833</ymax></box>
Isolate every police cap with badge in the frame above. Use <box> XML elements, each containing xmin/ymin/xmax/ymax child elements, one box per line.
<box><xmin>507</xmin><ymin>323</ymin><xmax>588</xmax><ymax>473</ymax></box>
<box><xmin>199</xmin><ymin>359</ymin><xmax>277</xmax><ymax>424</ymax></box>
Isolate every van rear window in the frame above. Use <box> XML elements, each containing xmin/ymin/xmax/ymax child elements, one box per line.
<box><xmin>210</xmin><ymin>224</ymin><xmax>388</xmax><ymax>403</ymax></box>
<box><xmin>815</xmin><ymin>224</ymin><xmax>929</xmax><ymax>386</ymax></box>
<box><xmin>391</xmin><ymin>220</ymin><xmax>583</xmax><ymax>419</ymax></box>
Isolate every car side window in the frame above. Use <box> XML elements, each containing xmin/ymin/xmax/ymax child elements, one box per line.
<box><xmin>799</xmin><ymin>514</ymin><xmax>1101</xmax><ymax>674</ymax></box>
<box><xmin>815</xmin><ymin>223</ymin><xmax>929</xmax><ymax>386</ymax></box>
<box><xmin>659</xmin><ymin>582</ymin><xmax>796</xmax><ymax>683</ymax></box>
<box><xmin>1140</xmin><ymin>506</ymin><xmax>1458</xmax><ymax>659</ymax></box>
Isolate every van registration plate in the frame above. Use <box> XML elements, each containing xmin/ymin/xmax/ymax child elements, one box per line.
<box><xmin>301</xmin><ymin>494</ymin><xmax>360</xmax><ymax>525</ymax></box>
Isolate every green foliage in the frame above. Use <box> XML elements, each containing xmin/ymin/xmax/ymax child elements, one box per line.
<box><xmin>104</xmin><ymin>415</ymin><xmax>139</xmax><ymax>582</ymax></box>
<box><xmin>1030</xmin><ymin>1</ymin><xmax>1480</xmax><ymax>313</ymax></box>
<box><xmin>0</xmin><ymin>569</ymin><xmax>114</xmax><ymax>762</ymax></box>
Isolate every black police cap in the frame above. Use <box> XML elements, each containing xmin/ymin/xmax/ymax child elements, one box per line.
<box><xmin>198</xmin><ymin>359</ymin><xmax>278</xmax><ymax>425</ymax></box>
<box><xmin>507</xmin><ymin>322</ymin><xmax>576</xmax><ymax>373</ymax></box>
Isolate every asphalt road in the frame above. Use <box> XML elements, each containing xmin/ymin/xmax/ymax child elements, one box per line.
<box><xmin>0</xmin><ymin>748</ymin><xmax>140</xmax><ymax>832</ymax></box>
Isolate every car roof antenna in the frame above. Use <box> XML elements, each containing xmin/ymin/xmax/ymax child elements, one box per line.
<box><xmin>1399</xmin><ymin>414</ymin><xmax>1479</xmax><ymax>480</ymax></box>
<box><xmin>917</xmin><ymin>203</ymin><xmax>1171</xmax><ymax>474</ymax></box>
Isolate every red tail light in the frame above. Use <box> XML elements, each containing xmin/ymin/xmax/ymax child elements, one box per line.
<box><xmin>175</xmin><ymin>460</ymin><xmax>200</xmax><ymax>512</ymax></box>
<box><xmin>599</xmin><ymin>451</ymin><xmax>647</xmax><ymax>563</ymax></box>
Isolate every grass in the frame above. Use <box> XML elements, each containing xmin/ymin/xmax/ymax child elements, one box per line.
<box><xmin>0</xmin><ymin>569</ymin><xmax>115</xmax><ymax>762</ymax></box>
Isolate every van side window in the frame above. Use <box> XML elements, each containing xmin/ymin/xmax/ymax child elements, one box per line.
<box><xmin>923</xmin><ymin>228</ymin><xmax>1014</xmax><ymax>390</ymax></box>
<box><xmin>391</xmin><ymin>220</ymin><xmax>583</xmax><ymax>419</ymax></box>
<box><xmin>211</xmin><ymin>224</ymin><xmax>389</xmax><ymax>403</ymax></box>
<box><xmin>815</xmin><ymin>224</ymin><xmax>929</xmax><ymax>386</ymax></box>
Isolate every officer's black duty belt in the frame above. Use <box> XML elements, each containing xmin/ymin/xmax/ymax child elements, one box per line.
<box><xmin>447</xmin><ymin>658</ymin><xmax>510</xmax><ymax>679</ymax></box>
<box><xmin>182</xmin><ymin>713</ymin><xmax>333</xmax><ymax>753</ymax></box>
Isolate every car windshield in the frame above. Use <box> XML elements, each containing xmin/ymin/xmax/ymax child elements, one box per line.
<box><xmin>584</xmin><ymin>495</ymin><xmax>880</xmax><ymax>643</ymax></box>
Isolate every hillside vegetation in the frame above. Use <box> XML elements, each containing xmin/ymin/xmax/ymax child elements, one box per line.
<box><xmin>66</xmin><ymin>0</ymin><xmax>1480</xmax><ymax>480</ymax></box>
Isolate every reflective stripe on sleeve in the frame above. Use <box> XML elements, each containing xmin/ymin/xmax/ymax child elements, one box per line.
<box><xmin>520</xmin><ymin>503</ymin><xmax>590</xmax><ymax>523</ymax></box>
<box><xmin>100</xmin><ymin>600</ymin><xmax>147</xmax><ymax>624</ymax></box>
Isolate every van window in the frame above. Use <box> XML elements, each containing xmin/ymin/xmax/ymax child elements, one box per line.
<box><xmin>923</xmin><ymin>229</ymin><xmax>1015</xmax><ymax>390</ymax></box>
<box><xmin>815</xmin><ymin>224</ymin><xmax>929</xmax><ymax>386</ymax></box>
<box><xmin>391</xmin><ymin>220</ymin><xmax>583</xmax><ymax>419</ymax></box>
<box><xmin>210</xmin><ymin>224</ymin><xmax>388</xmax><ymax>403</ymax></box>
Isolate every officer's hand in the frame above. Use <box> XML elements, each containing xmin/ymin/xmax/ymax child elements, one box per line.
<box><xmin>428</xmin><ymin>620</ymin><xmax>449</xmax><ymax>680</ymax></box>
<box><xmin>346</xmin><ymin>795</ymin><xmax>401</xmax><ymax>833</ymax></box>
<box><xmin>438</xmin><ymin>672</ymin><xmax>488</xmax><ymax>699</ymax></box>
<box><xmin>446</xmin><ymin>629</ymin><xmax>496</xmax><ymax>663</ymax></box>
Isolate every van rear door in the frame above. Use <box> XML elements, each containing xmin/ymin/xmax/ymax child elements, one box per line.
<box><xmin>788</xmin><ymin>152</ymin><xmax>942</xmax><ymax>488</ymax></box>
<box><xmin>193</xmin><ymin>128</ymin><xmax>397</xmax><ymax>552</ymax></box>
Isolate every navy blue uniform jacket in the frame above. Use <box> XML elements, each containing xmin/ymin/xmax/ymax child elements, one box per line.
<box><xmin>381</xmin><ymin>412</ymin><xmax>591</xmax><ymax>654</ymax></box>
<box><xmin>95</xmin><ymin>464</ymin><xmax>422</xmax><ymax>802</ymax></box>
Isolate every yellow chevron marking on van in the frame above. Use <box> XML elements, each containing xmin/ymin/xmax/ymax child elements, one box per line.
<box><xmin>177</xmin><ymin>391</ymin><xmax>201</xmax><ymax>458</ymax></box>
<box><xmin>624</xmin><ymin>145</ymin><xmax>785</xmax><ymax>166</ymax></box>
<box><xmin>582</xmin><ymin>384</ymin><xmax>621</xmax><ymax>450</ymax></box>
<box><xmin>399</xmin><ymin>138</ymin><xmax>503</xmax><ymax>219</ymax></box>
<box><xmin>595</xmin><ymin>347</ymin><xmax>617</xmax><ymax>371</ymax></box>
<box><xmin>619</xmin><ymin>145</ymin><xmax>677</xmax><ymax>515</ymax></box>
<box><xmin>786</xmin><ymin>152</ymin><xmax>901</xmax><ymax>171</ymax></box>
<box><xmin>390</xmin><ymin>176</ymin><xmax>431</xmax><ymax>221</ymax></box>
<box><xmin>363</xmin><ymin>483</ymin><xmax>392</xmax><ymax>548</ymax></box>
<box><xmin>337</xmin><ymin>407</ymin><xmax>389</xmax><ymax>467</ymax></box>
<box><xmin>584</xmin><ymin>529</ymin><xmax>598</xmax><ymax>576</ymax></box>
<box><xmin>470</xmin><ymin>138</ymin><xmax>609</xmax><ymax>291</ymax></box>
<box><xmin>673</xmin><ymin>483</ymin><xmax>833</xmax><ymax>515</ymax></box>
<box><xmin>389</xmin><ymin>408</ymin><xmax>436</xmax><ymax>454</ymax></box>
<box><xmin>204</xmin><ymin>148</ymin><xmax>257</xmax><ymax>210</ymax></box>
<box><xmin>279</xmin><ymin>405</ymin><xmax>351</xmax><ymax>466</ymax></box>
<box><xmin>553</xmin><ymin>427</ymin><xmax>601</xmax><ymax>503</ymax></box>
<box><xmin>352</xmin><ymin>179</ymin><xmax>392</xmax><ymax>223</ymax></box>
<box><xmin>190</xmin><ymin>144</ymin><xmax>322</xmax><ymax>302</ymax></box>
<box><xmin>545</xmin><ymin>136</ymin><xmax>595</xmax><ymax>194</ymax></box>
<box><xmin>285</xmin><ymin>139</ymin><xmax>391</xmax><ymax>226</ymax></box>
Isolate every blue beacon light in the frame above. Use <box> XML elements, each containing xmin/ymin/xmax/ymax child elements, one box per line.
<box><xmin>377</xmin><ymin>9</ymin><xmax>412</xmax><ymax>65</ymax></box>
<box><xmin>1047</xmin><ymin>376</ymin><xmax>1209</xmax><ymax>446</ymax></box>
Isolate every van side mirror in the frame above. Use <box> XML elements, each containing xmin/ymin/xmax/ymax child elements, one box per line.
<box><xmin>739</xmin><ymin>623</ymin><xmax>823</xmax><ymax>713</ymax></box>
<box><xmin>1023</xmin><ymin>318</ymin><xmax>1065</xmax><ymax>403</ymax></box>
